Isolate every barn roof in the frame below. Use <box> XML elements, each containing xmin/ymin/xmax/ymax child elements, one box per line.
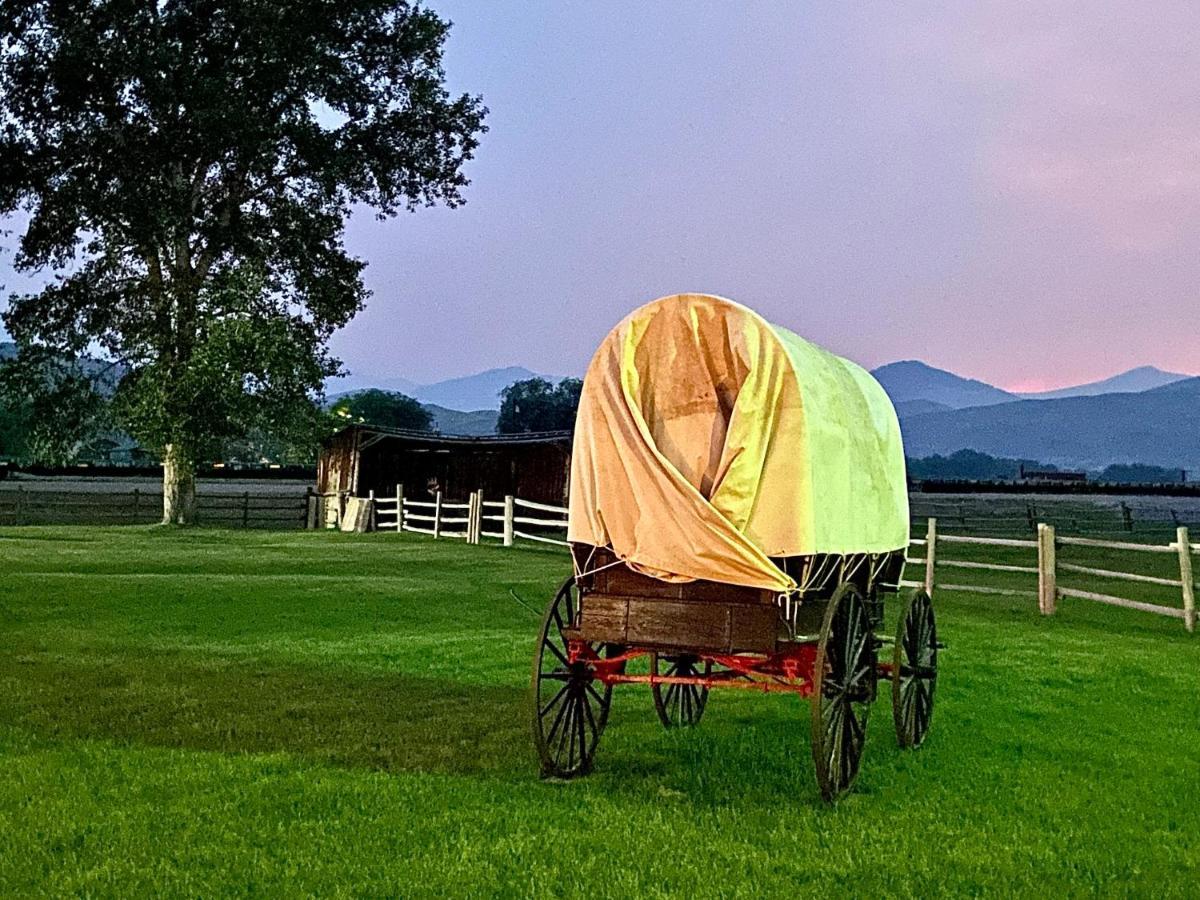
<box><xmin>326</xmin><ymin>423</ymin><xmax>572</xmax><ymax>448</ymax></box>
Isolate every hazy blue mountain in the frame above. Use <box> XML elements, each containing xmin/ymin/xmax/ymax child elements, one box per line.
<box><xmin>423</xmin><ymin>404</ymin><xmax>499</xmax><ymax>436</ymax></box>
<box><xmin>899</xmin><ymin>378</ymin><xmax>1200</xmax><ymax>472</ymax></box>
<box><xmin>341</xmin><ymin>374</ymin><xmax>423</xmax><ymax>396</ymax></box>
<box><xmin>894</xmin><ymin>398</ymin><xmax>953</xmax><ymax>419</ymax></box>
<box><xmin>412</xmin><ymin>366</ymin><xmax>556</xmax><ymax>410</ymax></box>
<box><xmin>871</xmin><ymin>360</ymin><xmax>1017</xmax><ymax>409</ymax></box>
<box><xmin>330</xmin><ymin>365</ymin><xmax>563</xmax><ymax>411</ymax></box>
<box><xmin>1017</xmin><ymin>365</ymin><xmax>1190</xmax><ymax>400</ymax></box>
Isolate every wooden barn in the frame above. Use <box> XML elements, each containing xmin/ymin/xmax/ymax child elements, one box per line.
<box><xmin>316</xmin><ymin>424</ymin><xmax>573</xmax><ymax>508</ymax></box>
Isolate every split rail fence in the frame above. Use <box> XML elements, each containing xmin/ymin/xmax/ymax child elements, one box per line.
<box><xmin>0</xmin><ymin>487</ymin><xmax>310</xmax><ymax>528</ymax></box>
<box><xmin>369</xmin><ymin>485</ymin><xmax>568</xmax><ymax>548</ymax></box>
<box><xmin>906</xmin><ymin>518</ymin><xmax>1197</xmax><ymax>634</ymax></box>
<box><xmin>354</xmin><ymin>487</ymin><xmax>1200</xmax><ymax>634</ymax></box>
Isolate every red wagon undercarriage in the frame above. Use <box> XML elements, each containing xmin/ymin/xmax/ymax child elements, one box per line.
<box><xmin>534</xmin><ymin>574</ymin><xmax>940</xmax><ymax>803</ymax></box>
<box><xmin>570</xmin><ymin>640</ymin><xmax>827</xmax><ymax>697</ymax></box>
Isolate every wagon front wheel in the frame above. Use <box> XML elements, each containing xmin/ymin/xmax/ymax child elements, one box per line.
<box><xmin>651</xmin><ymin>653</ymin><xmax>711</xmax><ymax>728</ymax></box>
<box><xmin>531</xmin><ymin>579</ymin><xmax>612</xmax><ymax>778</ymax></box>
<box><xmin>893</xmin><ymin>589</ymin><xmax>937</xmax><ymax>748</ymax></box>
<box><xmin>811</xmin><ymin>583</ymin><xmax>876</xmax><ymax>803</ymax></box>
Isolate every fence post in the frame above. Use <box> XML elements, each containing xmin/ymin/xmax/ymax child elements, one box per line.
<box><xmin>1121</xmin><ymin>502</ymin><xmax>1133</xmax><ymax>533</ymax></box>
<box><xmin>241</xmin><ymin>491</ymin><xmax>250</xmax><ymax>528</ymax></box>
<box><xmin>473</xmin><ymin>489</ymin><xmax>484</xmax><ymax>544</ymax></box>
<box><xmin>304</xmin><ymin>488</ymin><xmax>316</xmax><ymax>529</ymax></box>
<box><xmin>16</xmin><ymin>486</ymin><xmax>24</xmax><ymax>526</ymax></box>
<box><xmin>1177</xmin><ymin>526</ymin><xmax>1194</xmax><ymax>634</ymax></box>
<box><xmin>367</xmin><ymin>489</ymin><xmax>375</xmax><ymax>532</ymax></box>
<box><xmin>923</xmin><ymin>517</ymin><xmax>937</xmax><ymax>596</ymax></box>
<box><xmin>132</xmin><ymin>488</ymin><xmax>141</xmax><ymax>522</ymax></box>
<box><xmin>503</xmin><ymin>495</ymin><xmax>515</xmax><ymax>547</ymax></box>
<box><xmin>433</xmin><ymin>490</ymin><xmax>442</xmax><ymax>539</ymax></box>
<box><xmin>1037</xmin><ymin>523</ymin><xmax>1057</xmax><ymax>615</ymax></box>
<box><xmin>395</xmin><ymin>484</ymin><xmax>404</xmax><ymax>533</ymax></box>
<box><xmin>466</xmin><ymin>492</ymin><xmax>478</xmax><ymax>544</ymax></box>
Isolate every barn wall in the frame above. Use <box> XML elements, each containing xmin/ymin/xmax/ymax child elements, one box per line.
<box><xmin>356</xmin><ymin>440</ymin><xmax>571</xmax><ymax>505</ymax></box>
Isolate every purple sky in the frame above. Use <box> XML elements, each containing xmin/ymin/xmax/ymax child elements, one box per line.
<box><xmin>5</xmin><ymin>2</ymin><xmax>1199</xmax><ymax>391</ymax></box>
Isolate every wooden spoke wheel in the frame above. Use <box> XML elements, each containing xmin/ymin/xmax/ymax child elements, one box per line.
<box><xmin>531</xmin><ymin>579</ymin><xmax>613</xmax><ymax>778</ymax></box>
<box><xmin>893</xmin><ymin>589</ymin><xmax>938</xmax><ymax>749</ymax></box>
<box><xmin>810</xmin><ymin>583</ymin><xmax>877</xmax><ymax>803</ymax></box>
<box><xmin>651</xmin><ymin>653</ymin><xmax>712</xmax><ymax>729</ymax></box>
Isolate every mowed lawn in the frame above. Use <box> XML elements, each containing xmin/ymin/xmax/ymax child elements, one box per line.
<box><xmin>1</xmin><ymin>528</ymin><xmax>1197</xmax><ymax>897</ymax></box>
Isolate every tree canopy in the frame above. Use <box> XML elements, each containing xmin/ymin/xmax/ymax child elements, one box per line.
<box><xmin>330</xmin><ymin>389</ymin><xmax>433</xmax><ymax>432</ymax></box>
<box><xmin>497</xmin><ymin>378</ymin><xmax>582</xmax><ymax>434</ymax></box>
<box><xmin>0</xmin><ymin>0</ymin><xmax>485</xmax><ymax>520</ymax></box>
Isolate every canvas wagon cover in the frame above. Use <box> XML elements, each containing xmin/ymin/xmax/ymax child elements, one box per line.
<box><xmin>568</xmin><ymin>294</ymin><xmax>908</xmax><ymax>592</ymax></box>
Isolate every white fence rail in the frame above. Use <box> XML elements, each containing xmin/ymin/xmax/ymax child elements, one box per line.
<box><xmin>366</xmin><ymin>485</ymin><xmax>568</xmax><ymax>549</ymax></box>
<box><xmin>915</xmin><ymin>517</ymin><xmax>1197</xmax><ymax>633</ymax></box>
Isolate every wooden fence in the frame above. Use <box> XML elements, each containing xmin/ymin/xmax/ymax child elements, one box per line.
<box><xmin>0</xmin><ymin>487</ymin><xmax>311</xmax><ymax>528</ymax></box>
<box><xmin>909</xmin><ymin>518</ymin><xmax>1197</xmax><ymax>633</ymax></box>
<box><xmin>359</xmin><ymin>490</ymin><xmax>1198</xmax><ymax>632</ymax></box>
<box><xmin>908</xmin><ymin>496</ymin><xmax>1200</xmax><ymax>538</ymax></box>
<box><xmin>366</xmin><ymin>484</ymin><xmax>568</xmax><ymax>548</ymax></box>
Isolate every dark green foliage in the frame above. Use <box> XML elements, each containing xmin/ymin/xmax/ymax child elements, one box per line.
<box><xmin>1100</xmin><ymin>463</ymin><xmax>1189</xmax><ymax>484</ymax></box>
<box><xmin>907</xmin><ymin>449</ymin><xmax>1055</xmax><ymax>481</ymax></box>
<box><xmin>0</xmin><ymin>1</ymin><xmax>485</xmax><ymax>507</ymax></box>
<box><xmin>330</xmin><ymin>389</ymin><xmax>433</xmax><ymax>432</ymax></box>
<box><xmin>0</xmin><ymin>347</ymin><xmax>110</xmax><ymax>464</ymax></box>
<box><xmin>497</xmin><ymin>377</ymin><xmax>582</xmax><ymax>433</ymax></box>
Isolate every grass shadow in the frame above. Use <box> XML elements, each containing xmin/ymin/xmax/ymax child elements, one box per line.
<box><xmin>1</xmin><ymin>649</ymin><xmax>533</xmax><ymax>777</ymax></box>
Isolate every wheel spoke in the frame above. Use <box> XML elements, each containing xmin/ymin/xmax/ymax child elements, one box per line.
<box><xmin>582</xmin><ymin>687</ymin><xmax>599</xmax><ymax>741</ymax></box>
<box><xmin>543</xmin><ymin>638</ymin><xmax>570</xmax><ymax>669</ymax></box>
<box><xmin>553</xmin><ymin>691</ymin><xmax>576</xmax><ymax>764</ymax></box>
<box><xmin>576</xmin><ymin>695</ymin><xmax>588</xmax><ymax>769</ymax></box>
<box><xmin>539</xmin><ymin>682</ymin><xmax>570</xmax><ymax>718</ymax></box>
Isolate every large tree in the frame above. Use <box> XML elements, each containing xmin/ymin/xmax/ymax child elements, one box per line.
<box><xmin>497</xmin><ymin>377</ymin><xmax>582</xmax><ymax>434</ymax></box>
<box><xmin>330</xmin><ymin>388</ymin><xmax>432</xmax><ymax>432</ymax></box>
<box><xmin>0</xmin><ymin>0</ymin><xmax>485</xmax><ymax>522</ymax></box>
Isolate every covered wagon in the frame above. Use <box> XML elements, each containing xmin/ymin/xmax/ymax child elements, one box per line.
<box><xmin>531</xmin><ymin>294</ymin><xmax>938</xmax><ymax>801</ymax></box>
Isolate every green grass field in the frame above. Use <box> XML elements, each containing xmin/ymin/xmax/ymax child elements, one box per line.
<box><xmin>2</xmin><ymin>527</ymin><xmax>1198</xmax><ymax>897</ymax></box>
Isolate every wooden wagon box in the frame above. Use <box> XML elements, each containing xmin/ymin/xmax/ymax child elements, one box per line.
<box><xmin>572</xmin><ymin>545</ymin><xmax>782</xmax><ymax>654</ymax></box>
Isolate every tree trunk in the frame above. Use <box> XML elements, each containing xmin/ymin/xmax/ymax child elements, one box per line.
<box><xmin>162</xmin><ymin>443</ymin><xmax>197</xmax><ymax>525</ymax></box>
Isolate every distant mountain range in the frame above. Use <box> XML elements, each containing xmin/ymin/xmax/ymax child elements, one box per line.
<box><xmin>1017</xmin><ymin>365</ymin><xmax>1189</xmax><ymax>400</ymax></box>
<box><xmin>336</xmin><ymin>359</ymin><xmax>1199</xmax><ymax>469</ymax></box>
<box><xmin>875</xmin><ymin>359</ymin><xmax>1191</xmax><ymax>409</ymax></box>
<box><xmin>330</xmin><ymin>366</ymin><xmax>563</xmax><ymax>413</ymax></box>
<box><xmin>897</xmin><ymin>377</ymin><xmax>1200</xmax><ymax>473</ymax></box>
<box><xmin>10</xmin><ymin>340</ymin><xmax>1197</xmax><ymax>471</ymax></box>
<box><xmin>873</xmin><ymin>361</ymin><xmax>1017</xmax><ymax>408</ymax></box>
<box><xmin>875</xmin><ymin>361</ymin><xmax>1198</xmax><ymax>474</ymax></box>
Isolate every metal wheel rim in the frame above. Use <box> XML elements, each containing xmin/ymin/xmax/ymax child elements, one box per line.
<box><xmin>651</xmin><ymin>653</ymin><xmax>711</xmax><ymax>729</ymax></box>
<box><xmin>531</xmin><ymin>579</ymin><xmax>612</xmax><ymax>778</ymax></box>
<box><xmin>892</xmin><ymin>590</ymin><xmax>937</xmax><ymax>749</ymax></box>
<box><xmin>810</xmin><ymin>583</ymin><xmax>875</xmax><ymax>803</ymax></box>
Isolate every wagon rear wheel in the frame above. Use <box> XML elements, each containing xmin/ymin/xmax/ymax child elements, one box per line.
<box><xmin>811</xmin><ymin>583</ymin><xmax>876</xmax><ymax>803</ymax></box>
<box><xmin>531</xmin><ymin>579</ymin><xmax>612</xmax><ymax>778</ymax></box>
<box><xmin>651</xmin><ymin>654</ymin><xmax>711</xmax><ymax>728</ymax></box>
<box><xmin>893</xmin><ymin>589</ymin><xmax>937</xmax><ymax>748</ymax></box>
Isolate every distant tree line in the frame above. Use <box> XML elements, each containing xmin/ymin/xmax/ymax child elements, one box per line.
<box><xmin>907</xmin><ymin>450</ymin><xmax>1189</xmax><ymax>484</ymax></box>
